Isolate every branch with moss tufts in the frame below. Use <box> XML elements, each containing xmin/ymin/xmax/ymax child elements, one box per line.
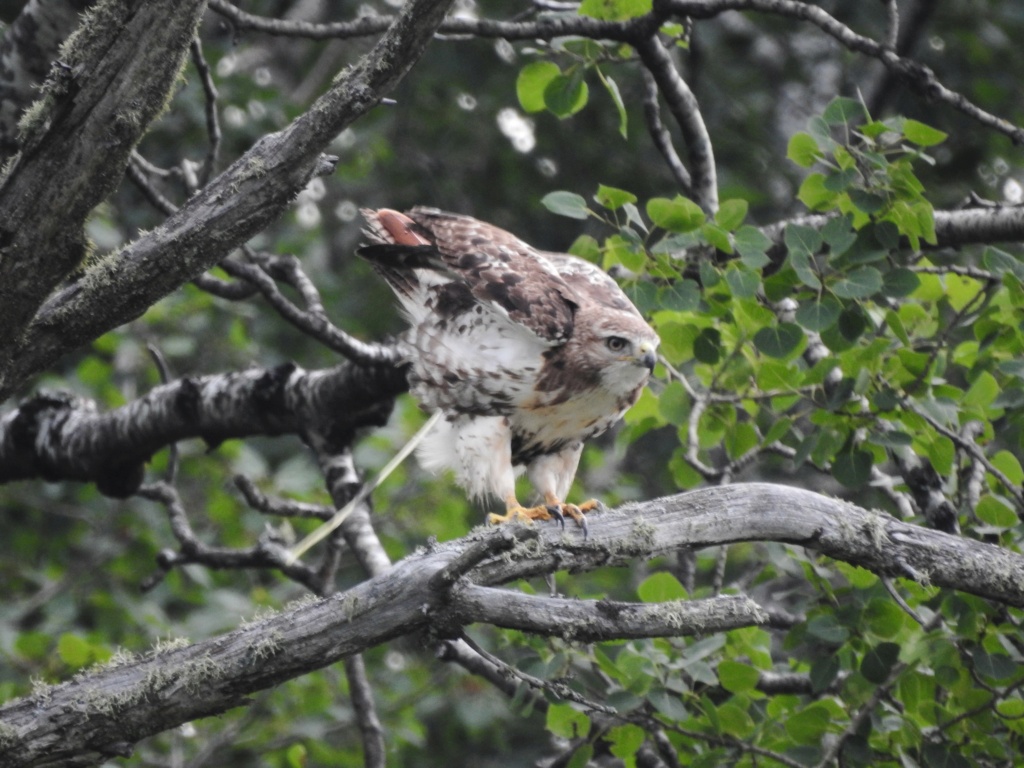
<box><xmin>3</xmin><ymin>483</ymin><xmax>1024</xmax><ymax>766</ymax></box>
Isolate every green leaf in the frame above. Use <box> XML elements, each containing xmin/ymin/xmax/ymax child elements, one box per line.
<box><xmin>834</xmin><ymin>446</ymin><xmax>872</xmax><ymax>487</ymax></box>
<box><xmin>567</xmin><ymin>745</ymin><xmax>594</xmax><ymax>768</ymax></box>
<box><xmin>753</xmin><ymin>322</ymin><xmax>804</xmax><ymax>359</ymax></box>
<box><xmin>976</xmin><ymin>495</ymin><xmax>1018</xmax><ymax>528</ymax></box>
<box><xmin>605</xmin><ymin>233</ymin><xmax>646</xmax><ymax>272</ymax></box>
<box><xmin>848</xmin><ymin>188</ymin><xmax>886</xmax><ymax>214</ymax></box>
<box><xmin>702</xmin><ymin>222</ymin><xmax>733</xmax><ymax>253</ymax></box>
<box><xmin>542</xmin><ymin>191</ymin><xmax>590</xmax><ymax>220</ymax></box>
<box><xmin>693</xmin><ymin>327</ymin><xmax>722</xmax><ymax>364</ymax></box>
<box><xmin>861</xmin><ymin>642</ymin><xmax>900</xmax><ymax>684</ymax></box>
<box><xmin>658</xmin><ymin>380</ymin><xmax>689</xmax><ymax>425</ymax></box>
<box><xmin>57</xmin><ymin>633</ymin><xmax>92</xmax><ymax>669</ymax></box>
<box><xmin>785</xmin><ymin>703</ymin><xmax>832</xmax><ymax>744</ymax></box>
<box><xmin>638</xmin><ymin>572</ymin><xmax>688</xmax><ymax>602</ymax></box>
<box><xmin>286</xmin><ymin>743</ymin><xmax>307</xmax><ymax>768</ymax></box>
<box><xmin>579</xmin><ymin>0</ymin><xmax>652</xmax><ymax>20</ymax></box>
<box><xmin>902</xmin><ymin>118</ymin><xmax>947</xmax><ymax>147</ymax></box>
<box><xmin>715</xmin><ymin>198</ymin><xmax>748</xmax><ymax>230</ymax></box>
<box><xmin>974</xmin><ymin>650</ymin><xmax>1017</xmax><ymax>682</ymax></box>
<box><xmin>865</xmin><ymin>600</ymin><xmax>905</xmax><ymax>639</ymax></box>
<box><xmin>789</xmin><ymin>250</ymin><xmax>821</xmax><ymax>290</ymax></box>
<box><xmin>795</xmin><ymin>297</ymin><xmax>841</xmax><ymax>331</ymax></box>
<box><xmin>647</xmin><ymin>196</ymin><xmax>705</xmax><ymax>232</ymax></box>
<box><xmin>927</xmin><ymin>434</ymin><xmax>956</xmax><ymax>475</ymax></box>
<box><xmin>823</xmin><ymin>167</ymin><xmax>858</xmax><ymax>192</ymax></box>
<box><xmin>569</xmin><ymin>234</ymin><xmax>601</xmax><ymax>262</ymax></box>
<box><xmin>517</xmin><ymin>62</ymin><xmax>561</xmax><ymax>113</ymax></box>
<box><xmin>595</xmin><ymin>184</ymin><xmax>637</xmax><ymax>210</ymax></box>
<box><xmin>717</xmin><ymin>702</ymin><xmax>756</xmax><ymax>738</ymax></box>
<box><xmin>607</xmin><ymin>723</ymin><xmax>646</xmax><ymax>759</ymax></box>
<box><xmin>763</xmin><ymin>417</ymin><xmax>793</xmax><ymax>445</ymax></box>
<box><xmin>963</xmin><ymin>370</ymin><xmax>999</xmax><ymax>408</ymax></box>
<box><xmin>807</xmin><ymin>616</ymin><xmax>849</xmax><ymax>644</ymax></box>
<box><xmin>725</xmin><ymin>266</ymin><xmax>759</xmax><ymax>298</ymax></box>
<box><xmin>784</xmin><ymin>223</ymin><xmax>823</xmax><ymax>258</ymax></box>
<box><xmin>823</xmin><ymin>96</ymin><xmax>868</xmax><ymax>126</ymax></box>
<box><xmin>734</xmin><ymin>226</ymin><xmax>772</xmax><ymax>269</ymax></box>
<box><xmin>822</xmin><ymin>215</ymin><xmax>856</xmax><ymax>256</ymax></box>
<box><xmin>657</xmin><ymin>280</ymin><xmax>700</xmax><ymax>311</ymax></box>
<box><xmin>992</xmin><ymin>451</ymin><xmax>1024</xmax><ymax>484</ymax></box>
<box><xmin>831</xmin><ymin>266</ymin><xmax>883</xmax><ymax>299</ymax></box>
<box><xmin>597</xmin><ymin>69</ymin><xmax>629</xmax><ymax>138</ymax></box>
<box><xmin>787</xmin><ymin>132</ymin><xmax>821</xmax><ymax>167</ymax></box>
<box><xmin>983</xmin><ymin>247</ymin><xmax>1024</xmax><ymax>281</ymax></box>
<box><xmin>544</xmin><ymin>73</ymin><xmax>589</xmax><ymax>118</ymax></box>
<box><xmin>881</xmin><ymin>267</ymin><xmax>920</xmax><ymax>297</ymax></box>
<box><xmin>921</xmin><ymin>745</ymin><xmax>970</xmax><ymax>768</ymax></box>
<box><xmin>798</xmin><ymin>172</ymin><xmax>839</xmax><ymax>210</ymax></box>
<box><xmin>718</xmin><ymin>661</ymin><xmax>760</xmax><ymax>693</ymax></box>
<box><xmin>547</xmin><ymin>703</ymin><xmax>591</xmax><ymax>739</ymax></box>
<box><xmin>810</xmin><ymin>655</ymin><xmax>841</xmax><ymax>693</ymax></box>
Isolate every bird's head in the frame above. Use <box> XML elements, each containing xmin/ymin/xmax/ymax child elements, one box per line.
<box><xmin>591</xmin><ymin>317</ymin><xmax>660</xmax><ymax>394</ymax></box>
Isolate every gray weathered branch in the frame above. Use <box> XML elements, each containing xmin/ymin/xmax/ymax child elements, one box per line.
<box><xmin>2</xmin><ymin>483</ymin><xmax>1023</xmax><ymax>766</ymax></box>
<box><xmin>0</xmin><ymin>359</ymin><xmax>406</xmax><ymax>497</ymax></box>
<box><xmin>0</xmin><ymin>0</ymin><xmax>207</xmax><ymax>395</ymax></box>
<box><xmin>0</xmin><ymin>0</ymin><xmax>455</xmax><ymax>401</ymax></box>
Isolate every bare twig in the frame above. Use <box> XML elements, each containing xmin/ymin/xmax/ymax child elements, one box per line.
<box><xmin>635</xmin><ymin>35</ymin><xmax>718</xmax><ymax>213</ymax></box>
<box><xmin>641</xmin><ymin>69</ymin><xmax>692</xmax><ymax>194</ymax></box>
<box><xmin>343</xmin><ymin>656</ymin><xmax>386</xmax><ymax>768</ymax></box>
<box><xmin>189</xmin><ymin>37</ymin><xmax>222</xmax><ymax>186</ymax></box>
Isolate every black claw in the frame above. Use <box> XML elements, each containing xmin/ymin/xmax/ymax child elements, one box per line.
<box><xmin>580</xmin><ymin>514</ymin><xmax>589</xmax><ymax>540</ymax></box>
<box><xmin>546</xmin><ymin>504</ymin><xmax>566</xmax><ymax>529</ymax></box>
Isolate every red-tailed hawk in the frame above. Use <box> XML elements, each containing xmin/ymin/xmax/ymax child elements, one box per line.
<box><xmin>359</xmin><ymin>207</ymin><xmax>659</xmax><ymax>529</ymax></box>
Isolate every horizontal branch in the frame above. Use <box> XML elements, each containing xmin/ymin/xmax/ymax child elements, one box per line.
<box><xmin>2</xmin><ymin>482</ymin><xmax>1022</xmax><ymax>765</ymax></box>
<box><xmin>207</xmin><ymin>0</ymin><xmax>658</xmax><ymax>42</ymax></box>
<box><xmin>0</xmin><ymin>359</ymin><xmax>406</xmax><ymax>497</ymax></box>
<box><xmin>761</xmin><ymin>205</ymin><xmax>1024</xmax><ymax>256</ymax></box>
<box><xmin>448</xmin><ymin>587</ymin><xmax>767</xmax><ymax>641</ymax></box>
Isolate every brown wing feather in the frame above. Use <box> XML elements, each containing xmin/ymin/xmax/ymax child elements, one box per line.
<box><xmin>395</xmin><ymin>208</ymin><xmax>580</xmax><ymax>345</ymax></box>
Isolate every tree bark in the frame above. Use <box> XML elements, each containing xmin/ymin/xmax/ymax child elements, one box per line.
<box><xmin>1</xmin><ymin>483</ymin><xmax>1022</xmax><ymax>767</ymax></box>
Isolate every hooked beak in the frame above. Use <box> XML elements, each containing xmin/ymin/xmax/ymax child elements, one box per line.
<box><xmin>636</xmin><ymin>341</ymin><xmax>657</xmax><ymax>372</ymax></box>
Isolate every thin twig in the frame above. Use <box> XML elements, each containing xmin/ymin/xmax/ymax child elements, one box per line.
<box><xmin>641</xmin><ymin>68</ymin><xmax>692</xmax><ymax>194</ymax></box>
<box><xmin>635</xmin><ymin>34</ymin><xmax>718</xmax><ymax>213</ymax></box>
<box><xmin>189</xmin><ymin>37</ymin><xmax>222</xmax><ymax>186</ymax></box>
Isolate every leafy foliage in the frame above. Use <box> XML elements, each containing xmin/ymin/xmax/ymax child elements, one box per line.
<box><xmin>3</xmin><ymin>1</ymin><xmax>1024</xmax><ymax>766</ymax></box>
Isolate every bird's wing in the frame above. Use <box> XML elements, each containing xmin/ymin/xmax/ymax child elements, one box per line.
<box><xmin>359</xmin><ymin>207</ymin><xmax>579</xmax><ymax>346</ymax></box>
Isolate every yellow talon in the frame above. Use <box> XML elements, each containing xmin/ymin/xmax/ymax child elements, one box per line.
<box><xmin>487</xmin><ymin>494</ymin><xmax>603</xmax><ymax>534</ymax></box>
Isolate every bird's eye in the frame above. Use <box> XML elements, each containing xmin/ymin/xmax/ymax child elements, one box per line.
<box><xmin>605</xmin><ymin>336</ymin><xmax>628</xmax><ymax>353</ymax></box>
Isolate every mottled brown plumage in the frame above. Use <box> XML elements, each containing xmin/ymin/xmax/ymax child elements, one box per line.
<box><xmin>359</xmin><ymin>207</ymin><xmax>659</xmax><ymax>527</ymax></box>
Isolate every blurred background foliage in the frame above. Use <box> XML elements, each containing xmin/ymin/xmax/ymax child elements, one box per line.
<box><xmin>3</xmin><ymin>0</ymin><xmax>1024</xmax><ymax>766</ymax></box>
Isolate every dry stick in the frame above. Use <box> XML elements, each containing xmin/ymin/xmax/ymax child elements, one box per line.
<box><xmin>287</xmin><ymin>410</ymin><xmax>443</xmax><ymax>563</ymax></box>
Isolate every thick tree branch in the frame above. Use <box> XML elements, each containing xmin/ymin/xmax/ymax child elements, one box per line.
<box><xmin>446</xmin><ymin>587</ymin><xmax>767</xmax><ymax>641</ymax></box>
<box><xmin>0</xmin><ymin>0</ymin><xmax>208</xmax><ymax>391</ymax></box>
<box><xmin>0</xmin><ymin>359</ymin><xmax>406</xmax><ymax>497</ymax></box>
<box><xmin>0</xmin><ymin>0</ymin><xmax>95</xmax><ymax>157</ymax></box>
<box><xmin>0</xmin><ymin>0</ymin><xmax>455</xmax><ymax>401</ymax></box>
<box><xmin>2</xmin><ymin>483</ymin><xmax>1024</xmax><ymax>766</ymax></box>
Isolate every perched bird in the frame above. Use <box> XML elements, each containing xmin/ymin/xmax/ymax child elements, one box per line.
<box><xmin>359</xmin><ymin>207</ymin><xmax>659</xmax><ymax>529</ymax></box>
